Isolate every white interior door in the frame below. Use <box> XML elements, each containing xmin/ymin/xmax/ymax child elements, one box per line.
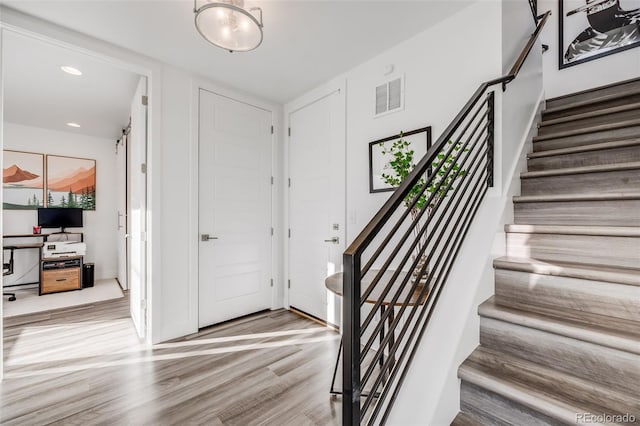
<box><xmin>116</xmin><ymin>133</ymin><xmax>128</xmax><ymax>290</ymax></box>
<box><xmin>129</xmin><ymin>77</ymin><xmax>147</xmax><ymax>338</ymax></box>
<box><xmin>198</xmin><ymin>89</ymin><xmax>273</xmax><ymax>328</ymax></box>
<box><xmin>288</xmin><ymin>90</ymin><xmax>345</xmax><ymax>324</ymax></box>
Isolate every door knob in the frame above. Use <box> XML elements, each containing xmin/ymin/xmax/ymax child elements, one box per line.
<box><xmin>324</xmin><ymin>236</ymin><xmax>339</xmax><ymax>244</ymax></box>
<box><xmin>201</xmin><ymin>234</ymin><xmax>219</xmax><ymax>241</ymax></box>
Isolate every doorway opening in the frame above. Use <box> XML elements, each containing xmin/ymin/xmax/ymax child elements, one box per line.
<box><xmin>1</xmin><ymin>28</ymin><xmax>151</xmax><ymax>368</ymax></box>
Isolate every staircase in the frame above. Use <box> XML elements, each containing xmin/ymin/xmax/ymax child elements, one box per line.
<box><xmin>453</xmin><ymin>79</ymin><xmax>640</xmax><ymax>425</ymax></box>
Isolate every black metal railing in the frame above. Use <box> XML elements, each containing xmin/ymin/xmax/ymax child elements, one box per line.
<box><xmin>341</xmin><ymin>10</ymin><xmax>550</xmax><ymax>426</ymax></box>
<box><xmin>528</xmin><ymin>0</ymin><xmax>539</xmax><ymax>23</ymax></box>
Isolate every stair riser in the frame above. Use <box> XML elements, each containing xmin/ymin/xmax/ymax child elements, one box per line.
<box><xmin>545</xmin><ymin>79</ymin><xmax>640</xmax><ymax>110</ymax></box>
<box><xmin>543</xmin><ymin>93</ymin><xmax>640</xmax><ymax>121</ymax></box>
<box><xmin>514</xmin><ymin>199</ymin><xmax>640</xmax><ymax>226</ymax></box>
<box><xmin>521</xmin><ymin>169</ymin><xmax>640</xmax><ymax>196</ymax></box>
<box><xmin>533</xmin><ymin>125</ymin><xmax>640</xmax><ymax>152</ymax></box>
<box><xmin>539</xmin><ymin>108</ymin><xmax>640</xmax><ymax>136</ymax></box>
<box><xmin>479</xmin><ymin>318</ymin><xmax>640</xmax><ymax>396</ymax></box>
<box><xmin>460</xmin><ymin>381</ymin><xmax>563</xmax><ymax>426</ymax></box>
<box><xmin>494</xmin><ymin>269</ymin><xmax>640</xmax><ymax>322</ymax></box>
<box><xmin>506</xmin><ymin>232</ymin><xmax>640</xmax><ymax>269</ymax></box>
<box><xmin>527</xmin><ymin>145</ymin><xmax>640</xmax><ymax>171</ymax></box>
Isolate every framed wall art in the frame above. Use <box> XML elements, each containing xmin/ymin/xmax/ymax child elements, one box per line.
<box><xmin>369</xmin><ymin>126</ymin><xmax>431</xmax><ymax>193</ymax></box>
<box><xmin>559</xmin><ymin>0</ymin><xmax>640</xmax><ymax>69</ymax></box>
<box><xmin>3</xmin><ymin>150</ymin><xmax>45</xmax><ymax>210</ymax></box>
<box><xmin>46</xmin><ymin>155</ymin><xmax>97</xmax><ymax>210</ymax></box>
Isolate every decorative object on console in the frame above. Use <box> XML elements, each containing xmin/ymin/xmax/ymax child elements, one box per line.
<box><xmin>559</xmin><ymin>0</ymin><xmax>640</xmax><ymax>69</ymax></box>
<box><xmin>46</xmin><ymin>155</ymin><xmax>96</xmax><ymax>210</ymax></box>
<box><xmin>369</xmin><ymin>127</ymin><xmax>431</xmax><ymax>193</ymax></box>
<box><xmin>2</xmin><ymin>150</ymin><xmax>44</xmax><ymax>210</ymax></box>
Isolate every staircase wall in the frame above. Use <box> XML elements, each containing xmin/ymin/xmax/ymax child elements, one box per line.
<box><xmin>387</xmin><ymin>2</ymin><xmax>545</xmax><ymax>424</ymax></box>
<box><xmin>539</xmin><ymin>0</ymin><xmax>640</xmax><ymax>99</ymax></box>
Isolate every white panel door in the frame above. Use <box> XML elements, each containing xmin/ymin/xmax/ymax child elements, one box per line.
<box><xmin>198</xmin><ymin>89</ymin><xmax>273</xmax><ymax>328</ymax></box>
<box><xmin>289</xmin><ymin>90</ymin><xmax>345</xmax><ymax>323</ymax></box>
<box><xmin>116</xmin><ymin>133</ymin><xmax>128</xmax><ymax>290</ymax></box>
<box><xmin>129</xmin><ymin>77</ymin><xmax>147</xmax><ymax>338</ymax></box>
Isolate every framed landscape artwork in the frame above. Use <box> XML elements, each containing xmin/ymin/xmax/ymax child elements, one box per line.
<box><xmin>369</xmin><ymin>126</ymin><xmax>432</xmax><ymax>193</ymax></box>
<box><xmin>46</xmin><ymin>155</ymin><xmax>97</xmax><ymax>210</ymax></box>
<box><xmin>3</xmin><ymin>150</ymin><xmax>45</xmax><ymax>209</ymax></box>
<box><xmin>559</xmin><ymin>0</ymin><xmax>640</xmax><ymax>69</ymax></box>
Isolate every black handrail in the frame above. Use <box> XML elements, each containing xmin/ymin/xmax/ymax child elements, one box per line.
<box><xmin>342</xmin><ymin>10</ymin><xmax>550</xmax><ymax>426</ymax></box>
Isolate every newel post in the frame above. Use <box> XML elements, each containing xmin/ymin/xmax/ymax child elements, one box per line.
<box><xmin>342</xmin><ymin>253</ymin><xmax>361</xmax><ymax>425</ymax></box>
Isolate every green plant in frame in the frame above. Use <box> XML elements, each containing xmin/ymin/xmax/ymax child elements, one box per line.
<box><xmin>380</xmin><ymin>133</ymin><xmax>468</xmax><ymax>284</ymax></box>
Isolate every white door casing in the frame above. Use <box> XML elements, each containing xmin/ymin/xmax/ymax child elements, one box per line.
<box><xmin>129</xmin><ymin>77</ymin><xmax>148</xmax><ymax>339</ymax></box>
<box><xmin>288</xmin><ymin>90</ymin><xmax>345</xmax><ymax>324</ymax></box>
<box><xmin>116</xmin><ymin>133</ymin><xmax>128</xmax><ymax>290</ymax></box>
<box><xmin>198</xmin><ymin>89</ymin><xmax>273</xmax><ymax>328</ymax></box>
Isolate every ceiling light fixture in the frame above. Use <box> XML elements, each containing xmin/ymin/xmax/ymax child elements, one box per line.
<box><xmin>193</xmin><ymin>0</ymin><xmax>263</xmax><ymax>53</ymax></box>
<box><xmin>60</xmin><ymin>66</ymin><xmax>83</xmax><ymax>76</ymax></box>
<box><xmin>66</xmin><ymin>122</ymin><xmax>81</xmax><ymax>128</ymax></box>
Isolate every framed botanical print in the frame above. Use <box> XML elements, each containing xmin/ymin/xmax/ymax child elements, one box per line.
<box><xmin>369</xmin><ymin>127</ymin><xmax>431</xmax><ymax>193</ymax></box>
<box><xmin>559</xmin><ymin>0</ymin><xmax>640</xmax><ymax>69</ymax></box>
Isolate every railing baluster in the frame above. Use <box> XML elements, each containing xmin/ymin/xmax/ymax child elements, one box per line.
<box><xmin>487</xmin><ymin>91</ymin><xmax>495</xmax><ymax>187</ymax></box>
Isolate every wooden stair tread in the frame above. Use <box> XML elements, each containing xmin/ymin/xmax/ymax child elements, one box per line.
<box><xmin>493</xmin><ymin>256</ymin><xmax>640</xmax><ymax>286</ymax></box>
<box><xmin>450</xmin><ymin>412</ymin><xmax>482</xmax><ymax>426</ymax></box>
<box><xmin>543</xmin><ymin>89</ymin><xmax>640</xmax><ymax>116</ymax></box>
<box><xmin>527</xmin><ymin>138</ymin><xmax>640</xmax><ymax>159</ymax></box>
<box><xmin>459</xmin><ymin>346</ymin><xmax>640</xmax><ymax>424</ymax></box>
<box><xmin>479</xmin><ymin>297</ymin><xmax>640</xmax><ymax>355</ymax></box>
<box><xmin>533</xmin><ymin>118</ymin><xmax>640</xmax><ymax>142</ymax></box>
<box><xmin>504</xmin><ymin>224</ymin><xmax>640</xmax><ymax>237</ymax></box>
<box><xmin>521</xmin><ymin>161</ymin><xmax>640</xmax><ymax>178</ymax></box>
<box><xmin>545</xmin><ymin>76</ymin><xmax>640</xmax><ymax>104</ymax></box>
<box><xmin>513</xmin><ymin>192</ymin><xmax>640</xmax><ymax>203</ymax></box>
<box><xmin>540</xmin><ymin>102</ymin><xmax>640</xmax><ymax>128</ymax></box>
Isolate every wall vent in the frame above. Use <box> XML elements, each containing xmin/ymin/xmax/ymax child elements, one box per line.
<box><xmin>375</xmin><ymin>75</ymin><xmax>404</xmax><ymax>117</ymax></box>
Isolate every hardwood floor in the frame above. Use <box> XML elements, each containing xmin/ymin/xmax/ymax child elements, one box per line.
<box><xmin>1</xmin><ymin>296</ymin><xmax>342</xmax><ymax>425</ymax></box>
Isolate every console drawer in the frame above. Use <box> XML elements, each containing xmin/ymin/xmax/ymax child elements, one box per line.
<box><xmin>41</xmin><ymin>267</ymin><xmax>81</xmax><ymax>294</ymax></box>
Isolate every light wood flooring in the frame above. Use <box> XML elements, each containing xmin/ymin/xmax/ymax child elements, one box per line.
<box><xmin>1</xmin><ymin>296</ymin><xmax>342</xmax><ymax>425</ymax></box>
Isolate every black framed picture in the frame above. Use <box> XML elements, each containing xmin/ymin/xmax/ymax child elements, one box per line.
<box><xmin>369</xmin><ymin>126</ymin><xmax>431</xmax><ymax>193</ymax></box>
<box><xmin>559</xmin><ymin>0</ymin><xmax>640</xmax><ymax>69</ymax></box>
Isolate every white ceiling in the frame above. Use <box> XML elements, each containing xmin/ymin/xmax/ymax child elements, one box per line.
<box><xmin>3</xmin><ymin>31</ymin><xmax>141</xmax><ymax>139</ymax></box>
<box><xmin>1</xmin><ymin>0</ymin><xmax>474</xmax><ymax>103</ymax></box>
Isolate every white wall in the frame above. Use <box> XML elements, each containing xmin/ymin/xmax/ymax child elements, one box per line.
<box><xmin>539</xmin><ymin>0</ymin><xmax>640</xmax><ymax>99</ymax></box>
<box><xmin>3</xmin><ymin>122</ymin><xmax>118</xmax><ymax>282</ymax></box>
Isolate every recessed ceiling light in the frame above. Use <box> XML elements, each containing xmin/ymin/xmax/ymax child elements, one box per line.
<box><xmin>66</xmin><ymin>122</ymin><xmax>81</xmax><ymax>128</ymax></box>
<box><xmin>61</xmin><ymin>66</ymin><xmax>82</xmax><ymax>76</ymax></box>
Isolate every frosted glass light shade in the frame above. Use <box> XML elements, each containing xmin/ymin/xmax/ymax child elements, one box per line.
<box><xmin>195</xmin><ymin>0</ymin><xmax>263</xmax><ymax>52</ymax></box>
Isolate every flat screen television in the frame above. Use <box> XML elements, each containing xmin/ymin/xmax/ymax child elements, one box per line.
<box><xmin>38</xmin><ymin>208</ymin><xmax>83</xmax><ymax>230</ymax></box>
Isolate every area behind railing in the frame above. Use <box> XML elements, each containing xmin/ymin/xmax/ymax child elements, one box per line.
<box><xmin>341</xmin><ymin>10</ymin><xmax>550</xmax><ymax>426</ymax></box>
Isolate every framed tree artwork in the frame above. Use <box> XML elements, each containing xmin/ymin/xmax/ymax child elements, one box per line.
<box><xmin>3</xmin><ymin>150</ymin><xmax>45</xmax><ymax>209</ymax></box>
<box><xmin>369</xmin><ymin>126</ymin><xmax>431</xmax><ymax>193</ymax></box>
<box><xmin>559</xmin><ymin>0</ymin><xmax>640</xmax><ymax>69</ymax></box>
<box><xmin>46</xmin><ymin>155</ymin><xmax>97</xmax><ymax>210</ymax></box>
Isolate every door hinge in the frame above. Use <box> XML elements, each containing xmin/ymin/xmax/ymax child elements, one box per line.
<box><xmin>140</xmin><ymin>231</ymin><xmax>147</xmax><ymax>242</ymax></box>
<box><xmin>141</xmin><ymin>163</ymin><xmax>147</xmax><ymax>174</ymax></box>
<box><xmin>271</xmin><ymin>125</ymin><xmax>274</xmax><ymax>135</ymax></box>
<box><xmin>140</xmin><ymin>299</ymin><xmax>146</xmax><ymax>310</ymax></box>
<box><xmin>141</xmin><ymin>95</ymin><xmax>148</xmax><ymax>106</ymax></box>
<box><xmin>271</xmin><ymin>176</ymin><xmax>274</xmax><ymax>185</ymax></box>
<box><xmin>288</xmin><ymin>178</ymin><xmax>291</xmax><ymax>188</ymax></box>
<box><xmin>288</xmin><ymin>279</ymin><xmax>291</xmax><ymax>289</ymax></box>
<box><xmin>270</xmin><ymin>278</ymin><xmax>274</xmax><ymax>287</ymax></box>
<box><xmin>288</xmin><ymin>127</ymin><xmax>291</xmax><ymax>137</ymax></box>
<box><xmin>288</xmin><ymin>229</ymin><xmax>291</xmax><ymax>238</ymax></box>
<box><xmin>271</xmin><ymin>227</ymin><xmax>274</xmax><ymax>236</ymax></box>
